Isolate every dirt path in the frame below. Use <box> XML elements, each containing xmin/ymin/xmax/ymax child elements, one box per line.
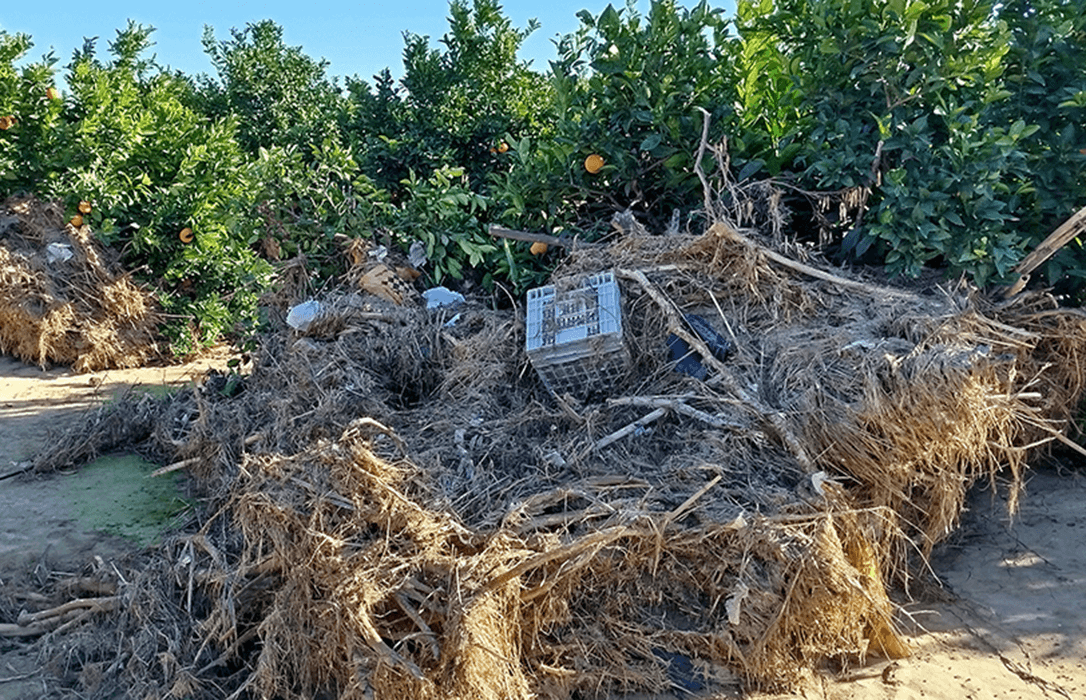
<box><xmin>756</xmin><ymin>465</ymin><xmax>1086</xmax><ymax>700</ymax></box>
<box><xmin>0</xmin><ymin>352</ymin><xmax>232</xmax><ymax>700</ymax></box>
<box><xmin>1</xmin><ymin>352</ymin><xmax>1084</xmax><ymax>700</ymax></box>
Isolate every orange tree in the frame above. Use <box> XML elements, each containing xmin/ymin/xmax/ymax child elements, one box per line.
<box><xmin>736</xmin><ymin>0</ymin><xmax>1084</xmax><ymax>286</ymax></box>
<box><xmin>989</xmin><ymin>0</ymin><xmax>1086</xmax><ymax>291</ymax></box>
<box><xmin>0</xmin><ymin>23</ymin><xmax>272</xmax><ymax>353</ymax></box>
<box><xmin>492</xmin><ymin>0</ymin><xmax>739</xmax><ymax>234</ymax></box>
<box><xmin>344</xmin><ymin>0</ymin><xmax>552</xmax><ymax>198</ymax></box>
<box><xmin>0</xmin><ymin>31</ymin><xmax>69</xmax><ymax>192</ymax></box>
<box><xmin>4</xmin><ymin>0</ymin><xmax>1086</xmax><ymax>355</ymax></box>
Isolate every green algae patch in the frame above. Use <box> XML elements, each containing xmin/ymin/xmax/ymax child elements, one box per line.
<box><xmin>63</xmin><ymin>454</ymin><xmax>190</xmax><ymax>547</ymax></box>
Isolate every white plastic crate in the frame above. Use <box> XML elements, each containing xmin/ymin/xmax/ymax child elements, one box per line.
<box><xmin>526</xmin><ymin>271</ymin><xmax>629</xmax><ymax>398</ymax></box>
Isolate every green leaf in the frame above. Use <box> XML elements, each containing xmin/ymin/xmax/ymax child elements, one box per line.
<box><xmin>599</xmin><ymin>5</ymin><xmax>621</xmax><ymax>33</ymax></box>
<box><xmin>737</xmin><ymin>160</ymin><xmax>763</xmax><ymax>182</ymax></box>
<box><xmin>639</xmin><ymin>133</ymin><xmax>662</xmax><ymax>152</ymax></box>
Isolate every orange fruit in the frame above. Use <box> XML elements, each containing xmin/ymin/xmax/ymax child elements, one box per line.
<box><xmin>70</xmin><ymin>215</ymin><xmax>84</xmax><ymax>227</ymax></box>
<box><xmin>78</xmin><ymin>200</ymin><xmax>92</xmax><ymax>214</ymax></box>
<box><xmin>584</xmin><ymin>154</ymin><xmax>604</xmax><ymax>174</ymax></box>
<box><xmin>530</xmin><ymin>241</ymin><xmax>548</xmax><ymax>256</ymax></box>
<box><xmin>179</xmin><ymin>228</ymin><xmax>194</xmax><ymax>243</ymax></box>
<box><xmin>498</xmin><ymin>142</ymin><xmax>509</xmax><ymax>153</ymax></box>
<box><xmin>47</xmin><ymin>87</ymin><xmax>59</xmax><ymax>100</ymax></box>
<box><xmin>0</xmin><ymin>116</ymin><xmax>14</xmax><ymax>130</ymax></box>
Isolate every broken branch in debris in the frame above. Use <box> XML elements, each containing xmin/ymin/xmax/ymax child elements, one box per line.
<box><xmin>150</xmin><ymin>456</ymin><xmax>201</xmax><ymax>477</ymax></box>
<box><xmin>0</xmin><ymin>596</ymin><xmax>119</xmax><ymax>637</ymax></box>
<box><xmin>607</xmin><ymin>396</ymin><xmax>751</xmax><ymax>431</ymax></box>
<box><xmin>393</xmin><ymin>592</ymin><xmax>441</xmax><ymax>661</ymax></box>
<box><xmin>16</xmin><ymin>596</ymin><xmax>119</xmax><ymax>627</ymax></box>
<box><xmin>488</xmin><ymin>225</ymin><xmax>597</xmax><ymax>250</ymax></box>
<box><xmin>662</xmin><ymin>475</ymin><xmax>722</xmax><ymax>528</ymax></box>
<box><xmin>595</xmin><ymin>407</ymin><xmax>667</xmax><ymax>450</ymax></box>
<box><xmin>1004</xmin><ymin>205</ymin><xmax>1086</xmax><ymax>298</ymax></box>
<box><xmin>755</xmin><ymin>245</ymin><xmax>916</xmax><ymax>299</ymax></box>
<box><xmin>617</xmin><ymin>268</ymin><xmax>814</xmax><ymax>470</ymax></box>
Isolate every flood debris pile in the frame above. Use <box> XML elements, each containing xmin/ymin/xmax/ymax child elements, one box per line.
<box><xmin>30</xmin><ymin>215</ymin><xmax>1086</xmax><ymax>699</ymax></box>
<box><xmin>0</xmin><ymin>196</ymin><xmax>159</xmax><ymax>371</ymax></box>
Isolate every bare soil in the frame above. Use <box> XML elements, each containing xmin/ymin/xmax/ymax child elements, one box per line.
<box><xmin>755</xmin><ymin>465</ymin><xmax>1086</xmax><ymax>700</ymax></box>
<box><xmin>0</xmin><ymin>352</ymin><xmax>232</xmax><ymax>700</ymax></box>
<box><xmin>0</xmin><ymin>352</ymin><xmax>1083</xmax><ymax>700</ymax></box>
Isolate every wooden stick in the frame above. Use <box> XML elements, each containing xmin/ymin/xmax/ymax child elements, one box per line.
<box><xmin>608</xmin><ymin>396</ymin><xmax>748</xmax><ymax>431</ymax></box>
<box><xmin>694</xmin><ymin>107</ymin><xmax>716</xmax><ymax>219</ymax></box>
<box><xmin>150</xmin><ymin>457</ymin><xmax>200</xmax><ymax>477</ymax></box>
<box><xmin>757</xmin><ymin>245</ymin><xmax>917</xmax><ymax>299</ymax></box>
<box><xmin>0</xmin><ymin>610</ymin><xmax>84</xmax><ymax>637</ymax></box>
<box><xmin>1043</xmin><ymin>426</ymin><xmax>1086</xmax><ymax>460</ymax></box>
<box><xmin>11</xmin><ymin>592</ymin><xmax>49</xmax><ymax>604</ymax></box>
<box><xmin>1004</xmin><ymin>205</ymin><xmax>1086</xmax><ymax>298</ymax></box>
<box><xmin>1</xmin><ymin>596</ymin><xmax>118</xmax><ymax>637</ymax></box>
<box><xmin>0</xmin><ymin>462</ymin><xmax>32</xmax><ymax>482</ymax></box>
<box><xmin>393</xmin><ymin>592</ymin><xmax>441</xmax><ymax>661</ymax></box>
<box><xmin>50</xmin><ymin>608</ymin><xmax>100</xmax><ymax>637</ymax></box>
<box><xmin>617</xmin><ymin>268</ymin><xmax>814</xmax><ymax>470</ymax></box>
<box><xmin>16</xmin><ymin>596</ymin><xmax>119</xmax><ymax>626</ymax></box>
<box><xmin>663</xmin><ymin>475</ymin><xmax>722</xmax><ymax>527</ymax></box>
<box><xmin>595</xmin><ymin>408</ymin><xmax>668</xmax><ymax>450</ymax></box>
<box><xmin>488</xmin><ymin>225</ymin><xmax>593</xmax><ymax>250</ymax></box>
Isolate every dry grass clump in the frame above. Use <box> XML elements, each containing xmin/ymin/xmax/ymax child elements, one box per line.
<box><xmin>0</xmin><ymin>195</ymin><xmax>159</xmax><ymax>371</ymax></box>
<box><xmin>31</xmin><ymin>210</ymin><xmax>1086</xmax><ymax>699</ymax></box>
<box><xmin>59</xmin><ymin>423</ymin><xmax>903</xmax><ymax>700</ymax></box>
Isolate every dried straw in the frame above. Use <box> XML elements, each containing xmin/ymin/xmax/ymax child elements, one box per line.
<box><xmin>0</xmin><ymin>196</ymin><xmax>160</xmax><ymax>371</ymax></box>
<box><xmin>32</xmin><ymin>210</ymin><xmax>1086</xmax><ymax>699</ymax></box>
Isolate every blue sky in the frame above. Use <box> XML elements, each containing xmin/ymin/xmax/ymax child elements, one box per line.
<box><xmin>3</xmin><ymin>0</ymin><xmax>736</xmax><ymax>87</ymax></box>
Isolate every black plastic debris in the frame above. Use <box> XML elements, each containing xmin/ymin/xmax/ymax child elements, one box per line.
<box><xmin>667</xmin><ymin>313</ymin><xmax>733</xmax><ymax>379</ymax></box>
<box><xmin>652</xmin><ymin>648</ymin><xmax>705</xmax><ymax>692</ymax></box>
<box><xmin>667</xmin><ymin>334</ymin><xmax>708</xmax><ymax>379</ymax></box>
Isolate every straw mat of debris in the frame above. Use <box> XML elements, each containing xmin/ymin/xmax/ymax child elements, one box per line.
<box><xmin>27</xmin><ymin>219</ymin><xmax>1086</xmax><ymax>699</ymax></box>
<box><xmin>0</xmin><ymin>196</ymin><xmax>159</xmax><ymax>371</ymax></box>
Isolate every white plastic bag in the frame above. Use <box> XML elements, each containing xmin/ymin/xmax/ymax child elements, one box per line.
<box><xmin>286</xmin><ymin>300</ymin><xmax>323</xmax><ymax>331</ymax></box>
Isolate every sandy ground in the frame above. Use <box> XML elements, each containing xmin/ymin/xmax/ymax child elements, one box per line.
<box><xmin>0</xmin><ymin>352</ymin><xmax>1084</xmax><ymax>699</ymax></box>
<box><xmin>757</xmin><ymin>463</ymin><xmax>1086</xmax><ymax>700</ymax></box>
<box><xmin>0</xmin><ymin>352</ymin><xmax>233</xmax><ymax>700</ymax></box>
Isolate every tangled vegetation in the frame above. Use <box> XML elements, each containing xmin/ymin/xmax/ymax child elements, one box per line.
<box><xmin>1</xmin><ymin>0</ymin><xmax>1084</xmax><ymax>353</ymax></box>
